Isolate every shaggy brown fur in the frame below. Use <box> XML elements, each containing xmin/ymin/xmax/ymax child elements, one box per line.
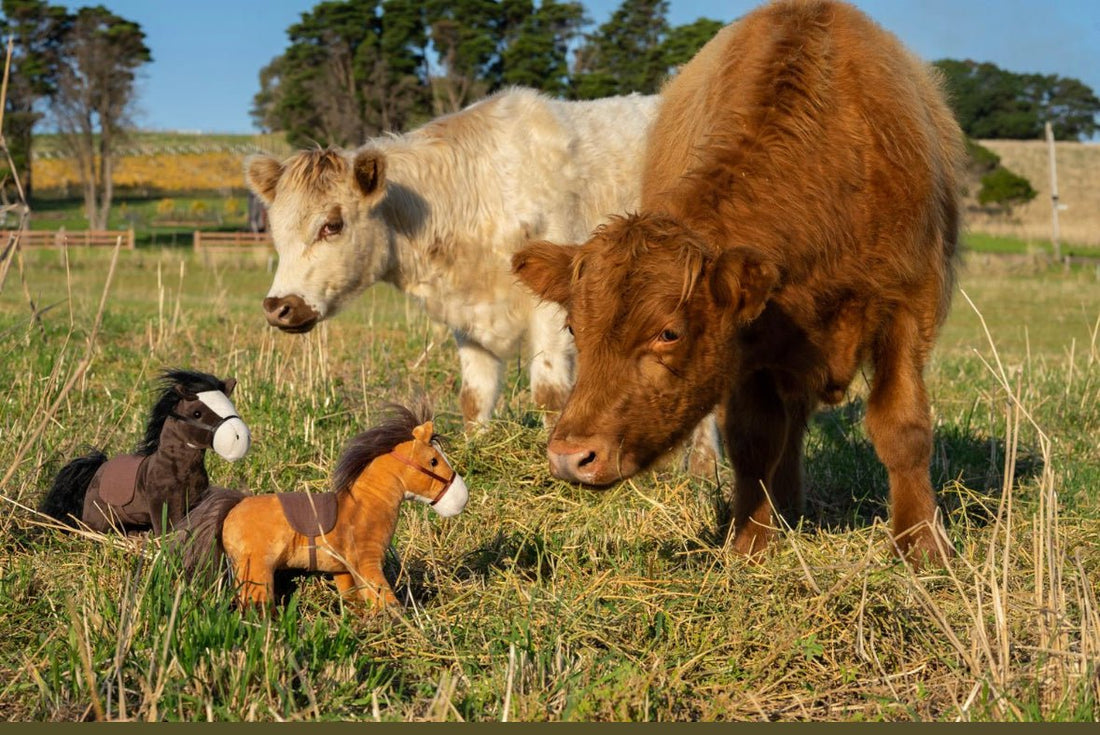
<box><xmin>512</xmin><ymin>0</ymin><xmax>964</xmax><ymax>565</ymax></box>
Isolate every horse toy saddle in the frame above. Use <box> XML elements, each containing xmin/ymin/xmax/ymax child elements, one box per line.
<box><xmin>95</xmin><ymin>454</ymin><xmax>147</xmax><ymax>517</ymax></box>
<box><xmin>277</xmin><ymin>492</ymin><xmax>339</xmax><ymax>570</ymax></box>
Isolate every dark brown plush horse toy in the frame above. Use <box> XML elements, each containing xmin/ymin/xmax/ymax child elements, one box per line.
<box><xmin>41</xmin><ymin>369</ymin><xmax>251</xmax><ymax>534</ymax></box>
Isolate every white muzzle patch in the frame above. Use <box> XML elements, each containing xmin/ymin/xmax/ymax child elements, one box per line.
<box><xmin>197</xmin><ymin>390</ymin><xmax>252</xmax><ymax>461</ymax></box>
<box><xmin>212</xmin><ymin>417</ymin><xmax>251</xmax><ymax>461</ymax></box>
<box><xmin>431</xmin><ymin>473</ymin><xmax>468</xmax><ymax>518</ymax></box>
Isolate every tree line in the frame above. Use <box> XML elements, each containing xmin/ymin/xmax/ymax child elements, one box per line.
<box><xmin>1</xmin><ymin>0</ymin><xmax>149</xmax><ymax>228</ymax></box>
<box><xmin>249</xmin><ymin>0</ymin><xmax>723</xmax><ymax>148</ymax></box>
<box><xmin>2</xmin><ymin>0</ymin><xmax>1098</xmax><ymax>228</ymax></box>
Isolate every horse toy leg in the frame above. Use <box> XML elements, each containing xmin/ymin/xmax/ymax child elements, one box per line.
<box><xmin>231</xmin><ymin>552</ymin><xmax>277</xmax><ymax>608</ymax></box>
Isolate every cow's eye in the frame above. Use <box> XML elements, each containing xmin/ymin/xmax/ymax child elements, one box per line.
<box><xmin>657</xmin><ymin>328</ymin><xmax>681</xmax><ymax>344</ymax></box>
<box><xmin>566</xmin><ymin>324</ymin><xmax>575</xmax><ymax>336</ymax></box>
<box><xmin>319</xmin><ymin>220</ymin><xmax>343</xmax><ymax>239</ymax></box>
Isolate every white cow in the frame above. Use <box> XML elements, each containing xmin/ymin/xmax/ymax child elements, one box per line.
<box><xmin>247</xmin><ymin>87</ymin><xmax>719</xmax><ymax>469</ymax></box>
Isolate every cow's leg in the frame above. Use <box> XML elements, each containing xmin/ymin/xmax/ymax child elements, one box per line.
<box><xmin>527</xmin><ymin>301</ymin><xmax>574</xmax><ymax>428</ymax></box>
<box><xmin>685</xmin><ymin>408</ymin><xmax>723</xmax><ymax>478</ymax></box>
<box><xmin>865</xmin><ymin>309</ymin><xmax>952</xmax><ymax>567</ymax></box>
<box><xmin>454</xmin><ymin>332</ymin><xmax>504</xmax><ymax>428</ymax></box>
<box><xmin>771</xmin><ymin>392</ymin><xmax>815</xmax><ymax>528</ymax></box>
<box><xmin>724</xmin><ymin>370</ymin><xmax>791</xmax><ymax>556</ymax></box>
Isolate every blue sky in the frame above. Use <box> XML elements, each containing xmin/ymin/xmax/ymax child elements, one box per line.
<box><xmin>63</xmin><ymin>0</ymin><xmax>1100</xmax><ymax>135</ymax></box>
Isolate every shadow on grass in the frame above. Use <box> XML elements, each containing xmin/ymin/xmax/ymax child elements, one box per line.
<box><xmin>705</xmin><ymin>398</ymin><xmax>1044</xmax><ymax>544</ymax></box>
<box><xmin>452</xmin><ymin>529</ymin><xmax>558</xmax><ymax>584</ymax></box>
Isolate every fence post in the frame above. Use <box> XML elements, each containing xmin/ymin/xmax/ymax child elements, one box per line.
<box><xmin>1045</xmin><ymin>121</ymin><xmax>1061</xmax><ymax>262</ymax></box>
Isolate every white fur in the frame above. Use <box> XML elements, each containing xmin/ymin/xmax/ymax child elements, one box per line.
<box><xmin>256</xmin><ymin>88</ymin><xmax>658</xmax><ymax>425</ymax></box>
<box><xmin>430</xmin><ymin>474</ymin><xmax>468</xmax><ymax>518</ymax></box>
<box><xmin>196</xmin><ymin>390</ymin><xmax>238</xmax><ymax>419</ymax></box>
<box><xmin>197</xmin><ymin>390</ymin><xmax>251</xmax><ymax>461</ymax></box>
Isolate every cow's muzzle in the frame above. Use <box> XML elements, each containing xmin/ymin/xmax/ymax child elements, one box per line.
<box><xmin>263</xmin><ymin>295</ymin><xmax>319</xmax><ymax>333</ymax></box>
<box><xmin>547</xmin><ymin>436</ymin><xmax>635</xmax><ymax>487</ymax></box>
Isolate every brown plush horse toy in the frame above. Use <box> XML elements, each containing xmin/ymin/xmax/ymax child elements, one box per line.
<box><xmin>41</xmin><ymin>369</ymin><xmax>251</xmax><ymax>534</ymax></box>
<box><xmin>184</xmin><ymin>404</ymin><xmax>468</xmax><ymax>612</ymax></box>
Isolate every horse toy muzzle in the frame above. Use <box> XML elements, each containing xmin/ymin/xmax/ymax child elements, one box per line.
<box><xmin>211</xmin><ymin>416</ymin><xmax>251</xmax><ymax>461</ymax></box>
<box><xmin>431</xmin><ymin>473</ymin><xmax>468</xmax><ymax>518</ymax></box>
<box><xmin>174</xmin><ymin>390</ymin><xmax>252</xmax><ymax>461</ymax></box>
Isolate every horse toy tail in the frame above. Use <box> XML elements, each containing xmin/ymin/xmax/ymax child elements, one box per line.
<box><xmin>40</xmin><ymin>450</ymin><xmax>109</xmax><ymax>526</ymax></box>
<box><xmin>180</xmin><ymin>487</ymin><xmax>252</xmax><ymax>584</ymax></box>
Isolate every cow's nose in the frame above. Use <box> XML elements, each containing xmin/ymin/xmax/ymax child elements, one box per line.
<box><xmin>262</xmin><ymin>295</ymin><xmax>319</xmax><ymax>332</ymax></box>
<box><xmin>547</xmin><ymin>437</ymin><xmax>616</xmax><ymax>486</ymax></box>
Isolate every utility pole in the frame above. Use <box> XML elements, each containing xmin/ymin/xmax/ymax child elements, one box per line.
<box><xmin>1045</xmin><ymin>121</ymin><xmax>1061</xmax><ymax>261</ymax></box>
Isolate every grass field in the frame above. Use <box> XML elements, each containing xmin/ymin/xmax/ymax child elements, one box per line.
<box><xmin>0</xmin><ymin>244</ymin><xmax>1098</xmax><ymax>721</ymax></box>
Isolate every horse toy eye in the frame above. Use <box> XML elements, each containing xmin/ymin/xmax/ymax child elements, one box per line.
<box><xmin>430</xmin><ymin>457</ymin><xmax>438</xmax><ymax>467</ymax></box>
<box><xmin>192</xmin><ymin>410</ymin><xmax>202</xmax><ymax>419</ymax></box>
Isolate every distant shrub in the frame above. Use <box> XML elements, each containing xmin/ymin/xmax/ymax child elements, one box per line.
<box><xmin>965</xmin><ymin>138</ymin><xmax>1001</xmax><ymax>175</ymax></box>
<box><xmin>978</xmin><ymin>167</ymin><xmax>1038</xmax><ymax>206</ymax></box>
<box><xmin>156</xmin><ymin>198</ymin><xmax>176</xmax><ymax>217</ymax></box>
<box><xmin>223</xmin><ymin>197</ymin><xmax>241</xmax><ymax>217</ymax></box>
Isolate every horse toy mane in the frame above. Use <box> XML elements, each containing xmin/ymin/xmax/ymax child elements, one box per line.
<box><xmin>330</xmin><ymin>403</ymin><xmax>440</xmax><ymax>493</ymax></box>
<box><xmin>40</xmin><ymin>368</ymin><xmax>251</xmax><ymax>534</ymax></box>
<box><xmin>182</xmin><ymin>402</ymin><xmax>468</xmax><ymax>613</ymax></box>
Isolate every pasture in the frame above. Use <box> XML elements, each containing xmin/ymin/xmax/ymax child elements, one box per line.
<box><xmin>0</xmin><ymin>244</ymin><xmax>1097</xmax><ymax>721</ymax></box>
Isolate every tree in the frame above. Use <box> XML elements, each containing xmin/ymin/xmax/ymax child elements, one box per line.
<box><xmin>659</xmin><ymin>17</ymin><xmax>722</xmax><ymax>71</ymax></box>
<box><xmin>978</xmin><ymin>167</ymin><xmax>1036</xmax><ymax>207</ymax></box>
<box><xmin>375</xmin><ymin>0</ymin><xmax>431</xmax><ymax>132</ymax></box>
<box><xmin>49</xmin><ymin>5</ymin><xmax>150</xmax><ymax>229</ymax></box>
<box><xmin>499</xmin><ymin>0</ymin><xmax>586</xmax><ymax>97</ymax></box>
<box><xmin>570</xmin><ymin>0</ymin><xmax>720</xmax><ymax>100</ymax></box>
<box><xmin>0</xmin><ymin>0</ymin><xmax>70</xmax><ymax>200</ymax></box>
<box><xmin>424</xmin><ymin>0</ymin><xmax>501</xmax><ymax>114</ymax></box>
<box><xmin>571</xmin><ymin>0</ymin><xmax>670</xmax><ymax>100</ymax></box>
<box><xmin>253</xmin><ymin>0</ymin><xmax>430</xmax><ymax>147</ymax></box>
<box><xmin>935</xmin><ymin>59</ymin><xmax>1100</xmax><ymax>141</ymax></box>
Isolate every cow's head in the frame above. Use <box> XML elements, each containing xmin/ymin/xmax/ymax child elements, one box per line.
<box><xmin>512</xmin><ymin>213</ymin><xmax>778</xmax><ymax>486</ymax></box>
<box><xmin>246</xmin><ymin>147</ymin><xmax>393</xmax><ymax>332</ymax></box>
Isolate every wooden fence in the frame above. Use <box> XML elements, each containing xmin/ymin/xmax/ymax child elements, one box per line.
<box><xmin>1</xmin><ymin>229</ymin><xmax>135</xmax><ymax>250</ymax></box>
<box><xmin>192</xmin><ymin>231</ymin><xmax>273</xmax><ymax>253</ymax></box>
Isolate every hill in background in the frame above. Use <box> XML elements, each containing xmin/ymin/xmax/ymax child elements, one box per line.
<box><xmin>966</xmin><ymin>141</ymin><xmax>1100</xmax><ymax>247</ymax></box>
<box><xmin>25</xmin><ymin>133</ymin><xmax>1100</xmax><ymax>249</ymax></box>
<box><xmin>30</xmin><ymin>132</ymin><xmax>292</xmax><ymax>198</ymax></box>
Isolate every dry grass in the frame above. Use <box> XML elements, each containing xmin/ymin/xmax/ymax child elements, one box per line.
<box><xmin>966</xmin><ymin>140</ymin><xmax>1100</xmax><ymax>248</ymax></box>
<box><xmin>0</xmin><ymin>247</ymin><xmax>1097</xmax><ymax>721</ymax></box>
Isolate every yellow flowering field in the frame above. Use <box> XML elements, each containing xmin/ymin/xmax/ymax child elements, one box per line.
<box><xmin>34</xmin><ymin>152</ymin><xmax>251</xmax><ymax>194</ymax></box>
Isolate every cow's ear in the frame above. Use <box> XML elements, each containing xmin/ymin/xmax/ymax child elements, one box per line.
<box><xmin>244</xmin><ymin>154</ymin><xmax>283</xmax><ymax>205</ymax></box>
<box><xmin>352</xmin><ymin>148</ymin><xmax>387</xmax><ymax>201</ymax></box>
<box><xmin>709</xmin><ymin>247</ymin><xmax>779</xmax><ymax>323</ymax></box>
<box><xmin>512</xmin><ymin>241</ymin><xmax>576</xmax><ymax>305</ymax></box>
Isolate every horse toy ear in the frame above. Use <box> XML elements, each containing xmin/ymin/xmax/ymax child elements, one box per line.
<box><xmin>173</xmin><ymin>384</ymin><xmax>199</xmax><ymax>401</ymax></box>
<box><xmin>411</xmin><ymin>421</ymin><xmax>434</xmax><ymax>444</ymax></box>
<box><xmin>222</xmin><ymin>378</ymin><xmax>237</xmax><ymax>396</ymax></box>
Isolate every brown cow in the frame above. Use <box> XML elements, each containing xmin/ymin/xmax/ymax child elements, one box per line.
<box><xmin>511</xmin><ymin>0</ymin><xmax>964</xmax><ymax>566</ymax></box>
